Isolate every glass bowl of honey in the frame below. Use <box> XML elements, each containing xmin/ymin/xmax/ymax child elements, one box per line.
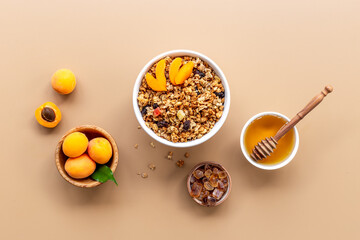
<box><xmin>240</xmin><ymin>112</ymin><xmax>299</xmax><ymax>170</ymax></box>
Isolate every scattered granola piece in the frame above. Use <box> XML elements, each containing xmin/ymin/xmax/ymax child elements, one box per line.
<box><xmin>176</xmin><ymin>159</ymin><xmax>184</xmax><ymax>167</ymax></box>
<box><xmin>150</xmin><ymin>142</ymin><xmax>155</xmax><ymax>148</ymax></box>
<box><xmin>137</xmin><ymin>125</ymin><xmax>141</xmax><ymax>129</ymax></box>
<box><xmin>167</xmin><ymin>151</ymin><xmax>173</xmax><ymax>160</ymax></box>
<box><xmin>137</xmin><ymin>172</ymin><xmax>141</xmax><ymax>175</ymax></box>
<box><xmin>148</xmin><ymin>163</ymin><xmax>156</xmax><ymax>171</ymax></box>
<box><xmin>184</xmin><ymin>152</ymin><xmax>190</xmax><ymax>158</ymax></box>
<box><xmin>134</xmin><ymin>144</ymin><xmax>138</xmax><ymax>149</ymax></box>
<box><xmin>141</xmin><ymin>172</ymin><xmax>148</xmax><ymax>178</ymax></box>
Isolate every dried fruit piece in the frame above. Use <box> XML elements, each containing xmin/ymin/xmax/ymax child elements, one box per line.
<box><xmin>154</xmin><ymin>107</ymin><xmax>162</xmax><ymax>117</ymax></box>
<box><xmin>194</xmin><ymin>69</ymin><xmax>205</xmax><ymax>78</ymax></box>
<box><xmin>169</xmin><ymin>57</ymin><xmax>183</xmax><ymax>85</ymax></box>
<box><xmin>183</xmin><ymin>120</ymin><xmax>190</xmax><ymax>131</ymax></box>
<box><xmin>190</xmin><ymin>182</ymin><xmax>202</xmax><ymax>198</ymax></box>
<box><xmin>141</xmin><ymin>105</ymin><xmax>150</xmax><ymax>116</ymax></box>
<box><xmin>35</xmin><ymin>102</ymin><xmax>62</xmax><ymax>128</ymax></box>
<box><xmin>193</xmin><ymin>170</ymin><xmax>204</xmax><ymax>179</ymax></box>
<box><xmin>177</xmin><ymin>110</ymin><xmax>185</xmax><ymax>120</ymax></box>
<box><xmin>157</xmin><ymin>120</ymin><xmax>168</xmax><ymax>128</ymax></box>
<box><xmin>175</xmin><ymin>61</ymin><xmax>194</xmax><ymax>85</ymax></box>
<box><xmin>145</xmin><ymin>73</ymin><xmax>166</xmax><ymax>92</ymax></box>
<box><xmin>215</xmin><ymin>91</ymin><xmax>225</xmax><ymax>98</ymax></box>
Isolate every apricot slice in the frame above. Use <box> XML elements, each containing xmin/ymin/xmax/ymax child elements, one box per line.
<box><xmin>175</xmin><ymin>61</ymin><xmax>194</xmax><ymax>85</ymax></box>
<box><xmin>156</xmin><ymin>59</ymin><xmax>167</xmax><ymax>83</ymax></box>
<box><xmin>35</xmin><ymin>102</ymin><xmax>61</xmax><ymax>128</ymax></box>
<box><xmin>65</xmin><ymin>153</ymin><xmax>96</xmax><ymax>179</ymax></box>
<box><xmin>169</xmin><ymin>58</ymin><xmax>182</xmax><ymax>85</ymax></box>
<box><xmin>51</xmin><ymin>69</ymin><xmax>76</xmax><ymax>95</ymax></box>
<box><xmin>145</xmin><ymin>59</ymin><xmax>167</xmax><ymax>92</ymax></box>
<box><xmin>88</xmin><ymin>137</ymin><xmax>113</xmax><ymax>164</ymax></box>
<box><xmin>62</xmin><ymin>132</ymin><xmax>89</xmax><ymax>158</ymax></box>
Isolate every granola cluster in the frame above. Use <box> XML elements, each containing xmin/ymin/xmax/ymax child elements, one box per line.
<box><xmin>137</xmin><ymin>56</ymin><xmax>225</xmax><ymax>143</ymax></box>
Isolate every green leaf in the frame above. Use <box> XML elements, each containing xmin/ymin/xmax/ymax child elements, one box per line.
<box><xmin>91</xmin><ymin>165</ymin><xmax>118</xmax><ymax>186</ymax></box>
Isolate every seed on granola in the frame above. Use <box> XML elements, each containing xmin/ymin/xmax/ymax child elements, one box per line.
<box><xmin>141</xmin><ymin>105</ymin><xmax>150</xmax><ymax>116</ymax></box>
<box><xmin>177</xmin><ymin>110</ymin><xmax>185</xmax><ymax>120</ymax></box>
<box><xmin>194</xmin><ymin>69</ymin><xmax>205</xmax><ymax>78</ymax></box>
<box><xmin>167</xmin><ymin>151</ymin><xmax>173</xmax><ymax>160</ymax></box>
<box><xmin>150</xmin><ymin>142</ymin><xmax>155</xmax><ymax>148</ymax></box>
<box><xmin>157</xmin><ymin>120</ymin><xmax>168</xmax><ymax>128</ymax></box>
<box><xmin>176</xmin><ymin>159</ymin><xmax>184</xmax><ymax>167</ymax></box>
<box><xmin>215</xmin><ymin>91</ymin><xmax>225</xmax><ymax>99</ymax></box>
<box><xmin>134</xmin><ymin>144</ymin><xmax>138</xmax><ymax>149</ymax></box>
<box><xmin>183</xmin><ymin>120</ymin><xmax>190</xmax><ymax>131</ymax></box>
<box><xmin>141</xmin><ymin>172</ymin><xmax>148</xmax><ymax>178</ymax></box>
<box><xmin>148</xmin><ymin>163</ymin><xmax>156</xmax><ymax>170</ymax></box>
<box><xmin>184</xmin><ymin>152</ymin><xmax>190</xmax><ymax>158</ymax></box>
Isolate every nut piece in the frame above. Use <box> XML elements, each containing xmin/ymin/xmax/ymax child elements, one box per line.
<box><xmin>134</xmin><ymin>144</ymin><xmax>138</xmax><ymax>149</ymax></box>
<box><xmin>150</xmin><ymin>142</ymin><xmax>155</xmax><ymax>148</ymax></box>
<box><xmin>184</xmin><ymin>152</ymin><xmax>190</xmax><ymax>158</ymax></box>
<box><xmin>177</xmin><ymin>110</ymin><xmax>186</xmax><ymax>121</ymax></box>
<box><xmin>148</xmin><ymin>163</ymin><xmax>156</xmax><ymax>171</ymax></box>
<box><xmin>141</xmin><ymin>172</ymin><xmax>148</xmax><ymax>178</ymax></box>
<box><xmin>176</xmin><ymin>159</ymin><xmax>184</xmax><ymax>167</ymax></box>
<box><xmin>167</xmin><ymin>151</ymin><xmax>173</xmax><ymax>160</ymax></box>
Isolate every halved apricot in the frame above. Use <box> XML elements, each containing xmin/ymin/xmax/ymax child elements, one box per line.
<box><xmin>35</xmin><ymin>102</ymin><xmax>61</xmax><ymax>128</ymax></box>
<box><xmin>175</xmin><ymin>61</ymin><xmax>194</xmax><ymax>85</ymax></box>
<box><xmin>169</xmin><ymin>58</ymin><xmax>182</xmax><ymax>85</ymax></box>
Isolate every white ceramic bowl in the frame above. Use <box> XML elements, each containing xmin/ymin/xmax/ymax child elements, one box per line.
<box><xmin>240</xmin><ymin>112</ymin><xmax>299</xmax><ymax>170</ymax></box>
<box><xmin>133</xmin><ymin>50</ymin><xmax>230</xmax><ymax>148</ymax></box>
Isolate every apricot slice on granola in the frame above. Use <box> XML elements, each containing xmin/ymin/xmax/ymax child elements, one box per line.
<box><xmin>169</xmin><ymin>57</ymin><xmax>182</xmax><ymax>85</ymax></box>
<box><xmin>145</xmin><ymin>59</ymin><xmax>167</xmax><ymax>91</ymax></box>
<box><xmin>175</xmin><ymin>61</ymin><xmax>194</xmax><ymax>85</ymax></box>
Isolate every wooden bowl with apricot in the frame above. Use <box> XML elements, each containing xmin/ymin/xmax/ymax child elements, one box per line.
<box><xmin>55</xmin><ymin>125</ymin><xmax>119</xmax><ymax>188</ymax></box>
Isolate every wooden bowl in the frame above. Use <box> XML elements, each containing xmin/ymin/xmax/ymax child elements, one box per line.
<box><xmin>187</xmin><ymin>161</ymin><xmax>232</xmax><ymax>207</ymax></box>
<box><xmin>55</xmin><ymin>125</ymin><xmax>119</xmax><ymax>188</ymax></box>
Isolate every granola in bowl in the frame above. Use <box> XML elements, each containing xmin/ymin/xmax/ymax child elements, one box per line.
<box><xmin>137</xmin><ymin>56</ymin><xmax>226</xmax><ymax>143</ymax></box>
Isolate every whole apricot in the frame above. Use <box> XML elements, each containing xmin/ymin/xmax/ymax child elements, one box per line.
<box><xmin>64</xmin><ymin>153</ymin><xmax>96</xmax><ymax>179</ymax></box>
<box><xmin>51</xmin><ymin>69</ymin><xmax>76</xmax><ymax>94</ymax></box>
<box><xmin>87</xmin><ymin>137</ymin><xmax>113</xmax><ymax>164</ymax></box>
<box><xmin>62</xmin><ymin>132</ymin><xmax>88</xmax><ymax>158</ymax></box>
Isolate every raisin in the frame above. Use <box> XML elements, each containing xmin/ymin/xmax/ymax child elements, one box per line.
<box><xmin>157</xmin><ymin>120</ymin><xmax>168</xmax><ymax>128</ymax></box>
<box><xmin>153</xmin><ymin>103</ymin><xmax>159</xmax><ymax>109</ymax></box>
<box><xmin>195</xmin><ymin>86</ymin><xmax>200</xmax><ymax>95</ymax></box>
<box><xmin>215</xmin><ymin>91</ymin><xmax>225</xmax><ymax>99</ymax></box>
<box><xmin>194</xmin><ymin>69</ymin><xmax>205</xmax><ymax>78</ymax></box>
<box><xmin>183</xmin><ymin>120</ymin><xmax>190</xmax><ymax>131</ymax></box>
<box><xmin>141</xmin><ymin>105</ymin><xmax>150</xmax><ymax>116</ymax></box>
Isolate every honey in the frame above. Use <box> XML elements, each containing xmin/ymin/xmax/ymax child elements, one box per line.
<box><xmin>244</xmin><ymin>115</ymin><xmax>295</xmax><ymax>165</ymax></box>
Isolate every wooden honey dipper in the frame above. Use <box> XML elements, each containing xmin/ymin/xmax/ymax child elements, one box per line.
<box><xmin>251</xmin><ymin>85</ymin><xmax>333</xmax><ymax>161</ymax></box>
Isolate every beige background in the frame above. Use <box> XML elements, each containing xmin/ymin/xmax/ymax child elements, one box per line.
<box><xmin>1</xmin><ymin>0</ymin><xmax>359</xmax><ymax>239</ymax></box>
